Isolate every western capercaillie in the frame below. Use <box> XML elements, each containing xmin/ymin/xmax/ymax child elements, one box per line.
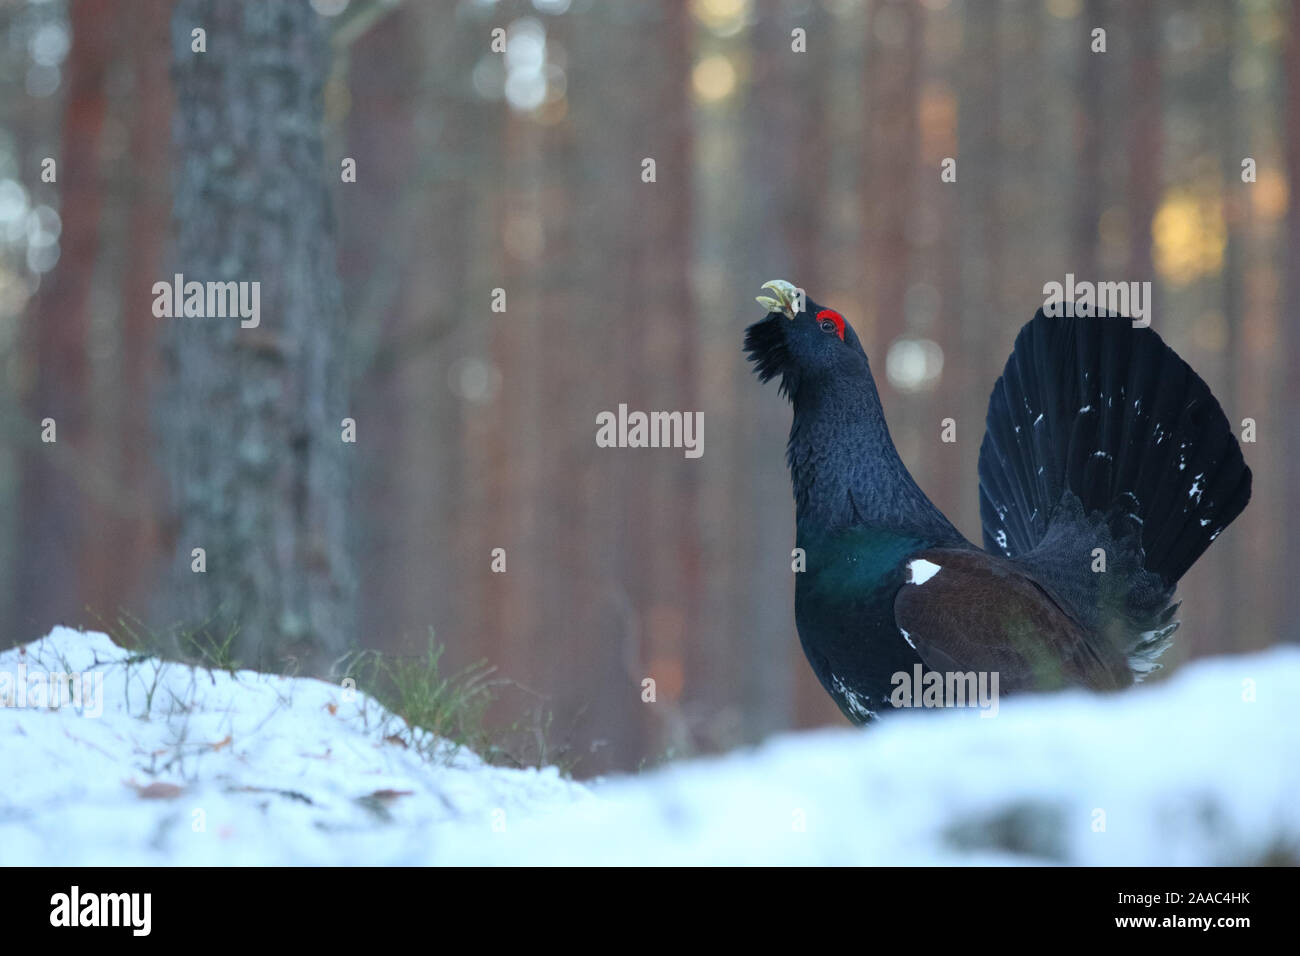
<box><xmin>744</xmin><ymin>280</ymin><xmax>1251</xmax><ymax>723</ymax></box>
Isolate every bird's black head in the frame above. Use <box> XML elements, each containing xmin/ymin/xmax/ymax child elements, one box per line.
<box><xmin>743</xmin><ymin>279</ymin><xmax>868</xmax><ymax>401</ymax></box>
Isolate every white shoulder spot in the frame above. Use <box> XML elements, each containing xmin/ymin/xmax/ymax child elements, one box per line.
<box><xmin>906</xmin><ymin>558</ymin><xmax>942</xmax><ymax>586</ymax></box>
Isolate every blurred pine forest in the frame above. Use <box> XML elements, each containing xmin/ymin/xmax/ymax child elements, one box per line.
<box><xmin>0</xmin><ymin>0</ymin><xmax>1295</xmax><ymax>775</ymax></box>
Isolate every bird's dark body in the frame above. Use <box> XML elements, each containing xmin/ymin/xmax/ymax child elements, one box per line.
<box><xmin>744</xmin><ymin>282</ymin><xmax>1251</xmax><ymax>722</ymax></box>
<box><xmin>794</xmin><ymin>524</ymin><xmax>930</xmax><ymax>720</ymax></box>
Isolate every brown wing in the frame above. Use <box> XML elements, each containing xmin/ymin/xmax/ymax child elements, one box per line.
<box><xmin>894</xmin><ymin>548</ymin><xmax>1133</xmax><ymax>693</ymax></box>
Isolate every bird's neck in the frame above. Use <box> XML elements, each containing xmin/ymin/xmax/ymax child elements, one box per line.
<box><xmin>788</xmin><ymin>374</ymin><xmax>964</xmax><ymax>545</ymax></box>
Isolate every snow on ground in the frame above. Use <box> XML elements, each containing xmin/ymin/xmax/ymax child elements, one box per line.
<box><xmin>2</xmin><ymin>627</ymin><xmax>1297</xmax><ymax>865</ymax></box>
<box><xmin>0</xmin><ymin>628</ymin><xmax>588</xmax><ymax>865</ymax></box>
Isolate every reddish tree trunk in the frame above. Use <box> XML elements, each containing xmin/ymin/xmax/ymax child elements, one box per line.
<box><xmin>15</xmin><ymin>0</ymin><xmax>116</xmax><ymax>640</ymax></box>
<box><xmin>95</xmin><ymin>0</ymin><xmax>172</xmax><ymax>624</ymax></box>
<box><xmin>1283</xmin><ymin>3</ymin><xmax>1300</xmax><ymax>642</ymax></box>
<box><xmin>1072</xmin><ymin>0</ymin><xmax>1105</xmax><ymax>280</ymax></box>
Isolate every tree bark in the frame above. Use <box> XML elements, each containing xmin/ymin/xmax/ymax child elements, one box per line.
<box><xmin>159</xmin><ymin>0</ymin><xmax>355</xmax><ymax>672</ymax></box>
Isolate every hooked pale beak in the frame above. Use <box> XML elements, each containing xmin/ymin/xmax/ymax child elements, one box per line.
<box><xmin>756</xmin><ymin>279</ymin><xmax>801</xmax><ymax>320</ymax></box>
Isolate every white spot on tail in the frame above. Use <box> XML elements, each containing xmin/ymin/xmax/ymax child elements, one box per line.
<box><xmin>907</xmin><ymin>558</ymin><xmax>942</xmax><ymax>586</ymax></box>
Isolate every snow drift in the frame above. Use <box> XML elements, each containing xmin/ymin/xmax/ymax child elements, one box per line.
<box><xmin>2</xmin><ymin>627</ymin><xmax>1297</xmax><ymax>865</ymax></box>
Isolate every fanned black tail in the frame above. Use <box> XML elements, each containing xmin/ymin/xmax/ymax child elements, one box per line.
<box><xmin>978</xmin><ymin>307</ymin><xmax>1251</xmax><ymax>671</ymax></box>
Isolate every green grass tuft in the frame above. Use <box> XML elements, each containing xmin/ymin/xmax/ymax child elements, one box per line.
<box><xmin>103</xmin><ymin>615</ymin><xmax>575</xmax><ymax>774</ymax></box>
<box><xmin>334</xmin><ymin>630</ymin><xmax>577</xmax><ymax>774</ymax></box>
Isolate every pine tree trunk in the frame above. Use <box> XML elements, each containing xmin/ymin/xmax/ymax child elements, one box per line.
<box><xmin>106</xmin><ymin>0</ymin><xmax>172</xmax><ymax>625</ymax></box>
<box><xmin>159</xmin><ymin>0</ymin><xmax>355</xmax><ymax>672</ymax></box>
<box><xmin>1283</xmin><ymin>1</ymin><xmax>1300</xmax><ymax>643</ymax></box>
<box><xmin>1071</xmin><ymin>0</ymin><xmax>1105</xmax><ymax>281</ymax></box>
<box><xmin>957</xmin><ymin>0</ymin><xmax>1002</xmax><ymax>522</ymax></box>
<box><xmin>14</xmin><ymin>0</ymin><xmax>115</xmax><ymax>641</ymax></box>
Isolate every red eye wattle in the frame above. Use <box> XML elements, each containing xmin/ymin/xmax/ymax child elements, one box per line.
<box><xmin>816</xmin><ymin>309</ymin><xmax>845</xmax><ymax>341</ymax></box>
